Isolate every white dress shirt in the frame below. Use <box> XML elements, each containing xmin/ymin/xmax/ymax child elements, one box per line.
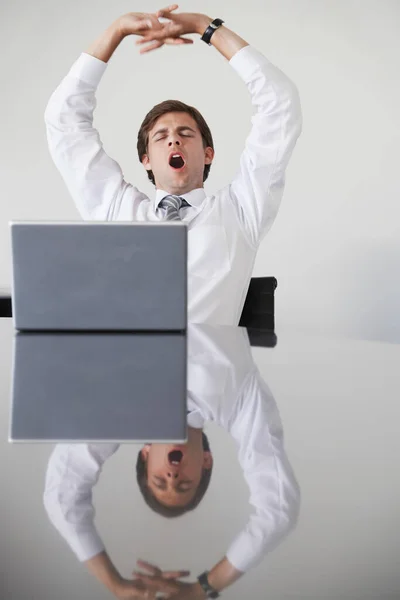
<box><xmin>44</xmin><ymin>46</ymin><xmax>302</xmax><ymax>326</ymax></box>
<box><xmin>44</xmin><ymin>324</ymin><xmax>300</xmax><ymax>573</ymax></box>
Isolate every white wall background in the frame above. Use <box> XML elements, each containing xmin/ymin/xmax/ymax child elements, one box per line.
<box><xmin>1</xmin><ymin>0</ymin><xmax>399</xmax><ymax>342</ymax></box>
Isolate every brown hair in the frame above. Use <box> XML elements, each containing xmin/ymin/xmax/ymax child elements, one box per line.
<box><xmin>137</xmin><ymin>100</ymin><xmax>214</xmax><ymax>186</ymax></box>
<box><xmin>135</xmin><ymin>432</ymin><xmax>213</xmax><ymax>518</ymax></box>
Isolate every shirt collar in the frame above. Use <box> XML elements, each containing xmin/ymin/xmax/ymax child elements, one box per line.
<box><xmin>154</xmin><ymin>187</ymin><xmax>206</xmax><ymax>212</ymax></box>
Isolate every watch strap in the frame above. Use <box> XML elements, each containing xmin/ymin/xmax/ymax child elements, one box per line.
<box><xmin>200</xmin><ymin>18</ymin><xmax>225</xmax><ymax>46</ymax></box>
<box><xmin>197</xmin><ymin>571</ymin><xmax>220</xmax><ymax>598</ymax></box>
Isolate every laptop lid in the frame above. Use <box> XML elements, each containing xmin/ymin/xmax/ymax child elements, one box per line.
<box><xmin>10</xmin><ymin>222</ymin><xmax>187</xmax><ymax>331</ymax></box>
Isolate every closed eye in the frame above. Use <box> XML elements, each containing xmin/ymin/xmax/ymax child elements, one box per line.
<box><xmin>154</xmin><ymin>477</ymin><xmax>192</xmax><ymax>487</ymax></box>
<box><xmin>153</xmin><ymin>476</ymin><xmax>192</xmax><ymax>491</ymax></box>
<box><xmin>155</xmin><ymin>134</ymin><xmax>193</xmax><ymax>142</ymax></box>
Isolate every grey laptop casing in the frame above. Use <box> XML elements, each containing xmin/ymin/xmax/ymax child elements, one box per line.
<box><xmin>10</xmin><ymin>222</ymin><xmax>187</xmax><ymax>331</ymax></box>
<box><xmin>10</xmin><ymin>331</ymin><xmax>187</xmax><ymax>443</ymax></box>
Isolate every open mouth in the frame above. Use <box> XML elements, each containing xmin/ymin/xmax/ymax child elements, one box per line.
<box><xmin>169</xmin><ymin>153</ymin><xmax>186</xmax><ymax>170</ymax></box>
<box><xmin>168</xmin><ymin>449</ymin><xmax>183</xmax><ymax>465</ymax></box>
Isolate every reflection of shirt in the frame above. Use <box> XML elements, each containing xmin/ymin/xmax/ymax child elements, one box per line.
<box><xmin>44</xmin><ymin>324</ymin><xmax>300</xmax><ymax>573</ymax></box>
<box><xmin>44</xmin><ymin>44</ymin><xmax>302</xmax><ymax>326</ymax></box>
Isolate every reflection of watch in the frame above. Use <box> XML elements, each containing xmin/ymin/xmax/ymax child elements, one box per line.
<box><xmin>197</xmin><ymin>571</ymin><xmax>221</xmax><ymax>598</ymax></box>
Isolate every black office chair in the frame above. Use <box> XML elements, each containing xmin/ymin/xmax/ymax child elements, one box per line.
<box><xmin>0</xmin><ymin>277</ymin><xmax>278</xmax><ymax>329</ymax></box>
<box><xmin>238</xmin><ymin>276</ymin><xmax>277</xmax><ymax>330</ymax></box>
<box><xmin>0</xmin><ymin>290</ymin><xmax>12</xmax><ymax>318</ymax></box>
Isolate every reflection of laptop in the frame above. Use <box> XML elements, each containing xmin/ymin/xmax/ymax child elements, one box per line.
<box><xmin>10</xmin><ymin>332</ymin><xmax>187</xmax><ymax>443</ymax></box>
<box><xmin>10</xmin><ymin>222</ymin><xmax>187</xmax><ymax>331</ymax></box>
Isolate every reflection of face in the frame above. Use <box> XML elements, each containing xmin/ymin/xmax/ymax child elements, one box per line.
<box><xmin>140</xmin><ymin>426</ymin><xmax>213</xmax><ymax>507</ymax></box>
<box><xmin>141</xmin><ymin>111</ymin><xmax>214</xmax><ymax>195</ymax></box>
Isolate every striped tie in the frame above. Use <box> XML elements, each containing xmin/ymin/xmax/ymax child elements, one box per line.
<box><xmin>158</xmin><ymin>195</ymin><xmax>190</xmax><ymax>221</ymax></box>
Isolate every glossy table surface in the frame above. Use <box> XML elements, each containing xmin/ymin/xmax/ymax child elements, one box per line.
<box><xmin>1</xmin><ymin>318</ymin><xmax>399</xmax><ymax>600</ymax></box>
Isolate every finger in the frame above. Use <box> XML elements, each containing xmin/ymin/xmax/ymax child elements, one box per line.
<box><xmin>136</xmin><ymin>35</ymin><xmax>189</xmax><ymax>47</ymax></box>
<box><xmin>139</xmin><ymin>40</ymin><xmax>164</xmax><ymax>54</ymax></box>
<box><xmin>164</xmin><ymin>37</ymin><xmax>193</xmax><ymax>45</ymax></box>
<box><xmin>156</xmin><ymin>4</ymin><xmax>179</xmax><ymax>17</ymax></box>
<box><xmin>163</xmin><ymin>570</ymin><xmax>191</xmax><ymax>579</ymax></box>
<box><xmin>136</xmin><ymin>23</ymin><xmax>182</xmax><ymax>41</ymax></box>
<box><xmin>133</xmin><ymin>574</ymin><xmax>179</xmax><ymax>593</ymax></box>
<box><xmin>136</xmin><ymin>560</ymin><xmax>162</xmax><ymax>575</ymax></box>
<box><xmin>142</xmin><ymin>37</ymin><xmax>184</xmax><ymax>46</ymax></box>
<box><xmin>136</xmin><ymin>36</ymin><xmax>164</xmax><ymax>45</ymax></box>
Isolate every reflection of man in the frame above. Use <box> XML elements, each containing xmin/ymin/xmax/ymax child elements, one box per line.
<box><xmin>44</xmin><ymin>324</ymin><xmax>300</xmax><ymax>599</ymax></box>
<box><xmin>44</xmin><ymin>5</ymin><xmax>302</xmax><ymax>328</ymax></box>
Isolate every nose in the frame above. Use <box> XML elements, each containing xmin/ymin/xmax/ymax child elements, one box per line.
<box><xmin>168</xmin><ymin>140</ymin><xmax>180</xmax><ymax>146</ymax></box>
<box><xmin>167</xmin><ymin>471</ymin><xmax>179</xmax><ymax>479</ymax></box>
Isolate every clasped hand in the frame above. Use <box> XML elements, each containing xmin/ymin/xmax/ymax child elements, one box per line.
<box><xmin>115</xmin><ymin>558</ymin><xmax>203</xmax><ymax>599</ymax></box>
<box><xmin>119</xmin><ymin>4</ymin><xmax>202</xmax><ymax>54</ymax></box>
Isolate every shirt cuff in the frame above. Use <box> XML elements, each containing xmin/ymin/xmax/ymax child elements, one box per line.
<box><xmin>68</xmin><ymin>52</ymin><xmax>108</xmax><ymax>88</ymax></box>
<box><xmin>229</xmin><ymin>45</ymin><xmax>270</xmax><ymax>78</ymax></box>
<box><xmin>71</xmin><ymin>530</ymin><xmax>106</xmax><ymax>562</ymax></box>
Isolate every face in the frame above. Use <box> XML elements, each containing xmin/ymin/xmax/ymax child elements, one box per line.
<box><xmin>141</xmin><ymin>112</ymin><xmax>214</xmax><ymax>195</ymax></box>
<box><xmin>140</xmin><ymin>426</ymin><xmax>213</xmax><ymax>507</ymax></box>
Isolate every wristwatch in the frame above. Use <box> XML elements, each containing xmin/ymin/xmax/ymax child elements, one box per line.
<box><xmin>197</xmin><ymin>571</ymin><xmax>221</xmax><ymax>598</ymax></box>
<box><xmin>200</xmin><ymin>18</ymin><xmax>225</xmax><ymax>46</ymax></box>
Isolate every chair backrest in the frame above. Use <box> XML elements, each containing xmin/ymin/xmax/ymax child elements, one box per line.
<box><xmin>0</xmin><ymin>289</ymin><xmax>12</xmax><ymax>318</ymax></box>
<box><xmin>238</xmin><ymin>277</ymin><xmax>277</xmax><ymax>330</ymax></box>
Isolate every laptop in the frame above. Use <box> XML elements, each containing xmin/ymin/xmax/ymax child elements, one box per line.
<box><xmin>10</xmin><ymin>221</ymin><xmax>187</xmax><ymax>331</ymax></box>
<box><xmin>10</xmin><ymin>331</ymin><xmax>187</xmax><ymax>443</ymax></box>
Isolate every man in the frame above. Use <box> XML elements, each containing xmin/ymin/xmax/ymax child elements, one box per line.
<box><xmin>44</xmin><ymin>6</ymin><xmax>302</xmax><ymax>327</ymax></box>
<box><xmin>43</xmin><ymin>5</ymin><xmax>302</xmax><ymax>598</ymax></box>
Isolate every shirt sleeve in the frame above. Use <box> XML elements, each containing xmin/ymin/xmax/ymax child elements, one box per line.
<box><xmin>226</xmin><ymin>45</ymin><xmax>303</xmax><ymax>247</ymax></box>
<box><xmin>43</xmin><ymin>443</ymin><xmax>119</xmax><ymax>562</ymax></box>
<box><xmin>225</xmin><ymin>370</ymin><xmax>301</xmax><ymax>572</ymax></box>
<box><xmin>44</xmin><ymin>53</ymin><xmax>142</xmax><ymax>221</ymax></box>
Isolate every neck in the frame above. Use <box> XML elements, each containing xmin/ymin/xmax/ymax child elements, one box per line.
<box><xmin>188</xmin><ymin>425</ymin><xmax>203</xmax><ymax>433</ymax></box>
<box><xmin>156</xmin><ymin>185</ymin><xmax>203</xmax><ymax>194</ymax></box>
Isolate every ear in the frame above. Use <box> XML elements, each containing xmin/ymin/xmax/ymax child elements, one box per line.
<box><xmin>203</xmin><ymin>451</ymin><xmax>213</xmax><ymax>470</ymax></box>
<box><xmin>204</xmin><ymin>146</ymin><xmax>214</xmax><ymax>165</ymax></box>
<box><xmin>140</xmin><ymin>444</ymin><xmax>151</xmax><ymax>461</ymax></box>
<box><xmin>141</xmin><ymin>154</ymin><xmax>152</xmax><ymax>172</ymax></box>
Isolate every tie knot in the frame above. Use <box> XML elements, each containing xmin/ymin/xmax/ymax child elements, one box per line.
<box><xmin>159</xmin><ymin>195</ymin><xmax>189</xmax><ymax>211</ymax></box>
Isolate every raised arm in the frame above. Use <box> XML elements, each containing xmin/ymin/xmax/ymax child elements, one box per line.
<box><xmin>44</xmin><ymin>18</ymin><xmax>127</xmax><ymax>220</ymax></box>
<box><xmin>227</xmin><ymin>370</ymin><xmax>301</xmax><ymax>568</ymax></box>
<box><xmin>184</xmin><ymin>370</ymin><xmax>300</xmax><ymax>598</ymax></box>
<box><xmin>44</xmin><ymin>8</ymin><xmax>186</xmax><ymax>221</ymax></box>
<box><xmin>227</xmin><ymin>45</ymin><xmax>303</xmax><ymax>247</ymax></box>
<box><xmin>43</xmin><ymin>444</ymin><xmax>128</xmax><ymax>596</ymax></box>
